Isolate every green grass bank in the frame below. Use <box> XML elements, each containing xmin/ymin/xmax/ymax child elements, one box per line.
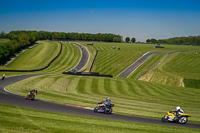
<box><xmin>0</xmin><ymin>103</ymin><xmax>199</xmax><ymax>133</ymax></box>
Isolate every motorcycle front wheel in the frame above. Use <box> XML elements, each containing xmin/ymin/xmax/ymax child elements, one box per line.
<box><xmin>94</xmin><ymin>107</ymin><xmax>98</xmax><ymax>113</ymax></box>
<box><xmin>161</xmin><ymin>116</ymin><xmax>168</xmax><ymax>122</ymax></box>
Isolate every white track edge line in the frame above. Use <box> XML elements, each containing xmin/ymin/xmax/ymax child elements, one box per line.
<box><xmin>4</xmin><ymin>87</ymin><xmax>22</xmax><ymax>96</ymax></box>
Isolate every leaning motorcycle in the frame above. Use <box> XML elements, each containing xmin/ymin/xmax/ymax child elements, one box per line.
<box><xmin>161</xmin><ymin>111</ymin><xmax>190</xmax><ymax>124</ymax></box>
<box><xmin>26</xmin><ymin>92</ymin><xmax>36</xmax><ymax>100</ymax></box>
<box><xmin>94</xmin><ymin>102</ymin><xmax>114</xmax><ymax>114</ymax></box>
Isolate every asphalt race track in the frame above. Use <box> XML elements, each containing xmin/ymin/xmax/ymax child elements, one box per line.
<box><xmin>71</xmin><ymin>43</ymin><xmax>89</xmax><ymax>71</ymax></box>
<box><xmin>0</xmin><ymin>45</ymin><xmax>200</xmax><ymax>129</ymax></box>
<box><xmin>117</xmin><ymin>51</ymin><xmax>161</xmax><ymax>78</ymax></box>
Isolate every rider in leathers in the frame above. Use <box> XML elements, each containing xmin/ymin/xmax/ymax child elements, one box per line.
<box><xmin>173</xmin><ymin>106</ymin><xmax>184</xmax><ymax>120</ymax></box>
<box><xmin>29</xmin><ymin>88</ymin><xmax>38</xmax><ymax>96</ymax></box>
<box><xmin>104</xmin><ymin>97</ymin><xmax>111</xmax><ymax>106</ymax></box>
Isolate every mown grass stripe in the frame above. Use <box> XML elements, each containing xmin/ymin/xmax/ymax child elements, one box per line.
<box><xmin>124</xmin><ymin>80</ymin><xmax>141</xmax><ymax>96</ymax></box>
<box><xmin>97</xmin><ymin>78</ymin><xmax>106</xmax><ymax>95</ymax></box>
<box><xmin>67</xmin><ymin>77</ymin><xmax>80</xmax><ymax>94</ymax></box>
<box><xmin>39</xmin><ymin>42</ymin><xmax>81</xmax><ymax>73</ymax></box>
<box><xmin>77</xmin><ymin>78</ymin><xmax>86</xmax><ymax>93</ymax></box>
<box><xmin>104</xmin><ymin>78</ymin><xmax>113</xmax><ymax>94</ymax></box>
<box><xmin>91</xmin><ymin>78</ymin><xmax>99</xmax><ymax>93</ymax></box>
<box><xmin>84</xmin><ymin>78</ymin><xmax>92</xmax><ymax>94</ymax></box>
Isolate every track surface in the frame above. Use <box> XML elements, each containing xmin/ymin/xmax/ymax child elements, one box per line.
<box><xmin>117</xmin><ymin>51</ymin><xmax>161</xmax><ymax>78</ymax></box>
<box><xmin>71</xmin><ymin>43</ymin><xmax>89</xmax><ymax>71</ymax></box>
<box><xmin>0</xmin><ymin>45</ymin><xmax>200</xmax><ymax>129</ymax></box>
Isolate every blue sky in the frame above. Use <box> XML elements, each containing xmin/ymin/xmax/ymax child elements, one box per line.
<box><xmin>0</xmin><ymin>0</ymin><xmax>200</xmax><ymax>42</ymax></box>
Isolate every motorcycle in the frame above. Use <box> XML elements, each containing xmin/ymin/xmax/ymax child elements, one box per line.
<box><xmin>94</xmin><ymin>101</ymin><xmax>114</xmax><ymax>114</ymax></box>
<box><xmin>26</xmin><ymin>92</ymin><xmax>36</xmax><ymax>100</ymax></box>
<box><xmin>161</xmin><ymin>111</ymin><xmax>190</xmax><ymax>124</ymax></box>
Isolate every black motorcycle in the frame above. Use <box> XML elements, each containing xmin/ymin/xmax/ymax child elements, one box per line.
<box><xmin>94</xmin><ymin>102</ymin><xmax>114</xmax><ymax>114</ymax></box>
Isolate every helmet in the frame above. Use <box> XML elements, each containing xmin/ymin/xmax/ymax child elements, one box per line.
<box><xmin>106</xmin><ymin>97</ymin><xmax>110</xmax><ymax>102</ymax></box>
<box><xmin>176</xmin><ymin>106</ymin><xmax>180</xmax><ymax>110</ymax></box>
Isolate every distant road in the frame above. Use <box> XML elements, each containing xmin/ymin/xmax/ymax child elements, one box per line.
<box><xmin>70</xmin><ymin>43</ymin><xmax>89</xmax><ymax>71</ymax></box>
<box><xmin>117</xmin><ymin>51</ymin><xmax>161</xmax><ymax>78</ymax></box>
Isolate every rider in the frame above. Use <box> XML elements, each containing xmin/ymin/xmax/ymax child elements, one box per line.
<box><xmin>173</xmin><ymin>106</ymin><xmax>184</xmax><ymax>120</ymax></box>
<box><xmin>104</xmin><ymin>97</ymin><xmax>111</xmax><ymax>106</ymax></box>
<box><xmin>29</xmin><ymin>88</ymin><xmax>38</xmax><ymax>95</ymax></box>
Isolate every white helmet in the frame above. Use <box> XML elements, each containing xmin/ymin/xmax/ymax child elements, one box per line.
<box><xmin>176</xmin><ymin>106</ymin><xmax>180</xmax><ymax>110</ymax></box>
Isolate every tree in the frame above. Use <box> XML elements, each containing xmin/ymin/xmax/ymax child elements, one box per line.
<box><xmin>113</xmin><ymin>37</ymin><xmax>121</xmax><ymax>42</ymax></box>
<box><xmin>8</xmin><ymin>32</ymin><xmax>18</xmax><ymax>40</ymax></box>
<box><xmin>146</xmin><ymin>39</ymin><xmax>151</xmax><ymax>43</ymax></box>
<box><xmin>52</xmin><ymin>32</ymin><xmax>59</xmax><ymax>40</ymax></box>
<box><xmin>131</xmin><ymin>38</ymin><xmax>136</xmax><ymax>43</ymax></box>
<box><xmin>0</xmin><ymin>31</ymin><xmax>6</xmax><ymax>39</ymax></box>
<box><xmin>29</xmin><ymin>31</ymin><xmax>39</xmax><ymax>43</ymax></box>
<box><xmin>125</xmin><ymin>37</ymin><xmax>130</xmax><ymax>43</ymax></box>
<box><xmin>18</xmin><ymin>34</ymin><xmax>30</xmax><ymax>46</ymax></box>
<box><xmin>150</xmin><ymin>38</ymin><xmax>157</xmax><ymax>44</ymax></box>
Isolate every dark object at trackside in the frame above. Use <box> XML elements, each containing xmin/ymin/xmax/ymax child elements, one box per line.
<box><xmin>2</xmin><ymin>74</ymin><xmax>5</xmax><ymax>80</ymax></box>
<box><xmin>87</xmin><ymin>43</ymin><xmax>93</xmax><ymax>45</ymax></box>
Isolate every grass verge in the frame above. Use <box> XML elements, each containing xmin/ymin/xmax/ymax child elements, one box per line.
<box><xmin>138</xmin><ymin>51</ymin><xmax>200</xmax><ymax>87</ymax></box>
<box><xmin>0</xmin><ymin>103</ymin><xmax>200</xmax><ymax>133</ymax></box>
<box><xmin>0</xmin><ymin>41</ymin><xmax>81</xmax><ymax>76</ymax></box>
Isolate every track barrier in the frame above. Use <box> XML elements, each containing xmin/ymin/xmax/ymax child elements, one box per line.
<box><xmin>89</xmin><ymin>50</ymin><xmax>98</xmax><ymax>72</ymax></box>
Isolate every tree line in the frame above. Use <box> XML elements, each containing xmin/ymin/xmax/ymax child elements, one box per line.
<box><xmin>0</xmin><ymin>31</ymin><xmax>40</xmax><ymax>65</ymax></box>
<box><xmin>146</xmin><ymin>36</ymin><xmax>200</xmax><ymax>45</ymax></box>
<box><xmin>0</xmin><ymin>30</ymin><xmax>123</xmax><ymax>64</ymax></box>
<box><xmin>1</xmin><ymin>31</ymin><xmax>123</xmax><ymax>42</ymax></box>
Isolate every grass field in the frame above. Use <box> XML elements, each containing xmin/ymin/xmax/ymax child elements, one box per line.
<box><xmin>137</xmin><ymin>51</ymin><xmax>200</xmax><ymax>87</ymax></box>
<box><xmin>163</xmin><ymin>52</ymin><xmax>200</xmax><ymax>79</ymax></box>
<box><xmin>86</xmin><ymin>42</ymin><xmax>154</xmax><ymax>77</ymax></box>
<box><xmin>129</xmin><ymin>52</ymin><xmax>168</xmax><ymax>79</ymax></box>
<box><xmin>1</xmin><ymin>103</ymin><xmax>200</xmax><ymax>133</ymax></box>
<box><xmin>0</xmin><ymin>41</ymin><xmax>81</xmax><ymax>75</ymax></box>
<box><xmin>5</xmin><ymin>41</ymin><xmax>61</xmax><ymax>70</ymax></box>
<box><xmin>6</xmin><ymin>74</ymin><xmax>200</xmax><ymax>123</ymax></box>
<box><xmin>79</xmin><ymin>42</ymin><xmax>200</xmax><ymax>77</ymax></box>
<box><xmin>40</xmin><ymin>41</ymin><xmax>81</xmax><ymax>73</ymax></box>
<box><xmin>2</xmin><ymin>41</ymin><xmax>200</xmax><ymax>132</ymax></box>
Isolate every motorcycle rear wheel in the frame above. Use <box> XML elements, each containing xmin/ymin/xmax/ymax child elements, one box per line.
<box><xmin>105</xmin><ymin>108</ymin><xmax>112</xmax><ymax>114</ymax></box>
<box><xmin>179</xmin><ymin>117</ymin><xmax>188</xmax><ymax>124</ymax></box>
<box><xmin>30</xmin><ymin>95</ymin><xmax>35</xmax><ymax>100</ymax></box>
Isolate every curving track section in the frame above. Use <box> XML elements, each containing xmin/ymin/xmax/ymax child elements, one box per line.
<box><xmin>70</xmin><ymin>43</ymin><xmax>90</xmax><ymax>71</ymax></box>
<box><xmin>0</xmin><ymin>45</ymin><xmax>200</xmax><ymax>129</ymax></box>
